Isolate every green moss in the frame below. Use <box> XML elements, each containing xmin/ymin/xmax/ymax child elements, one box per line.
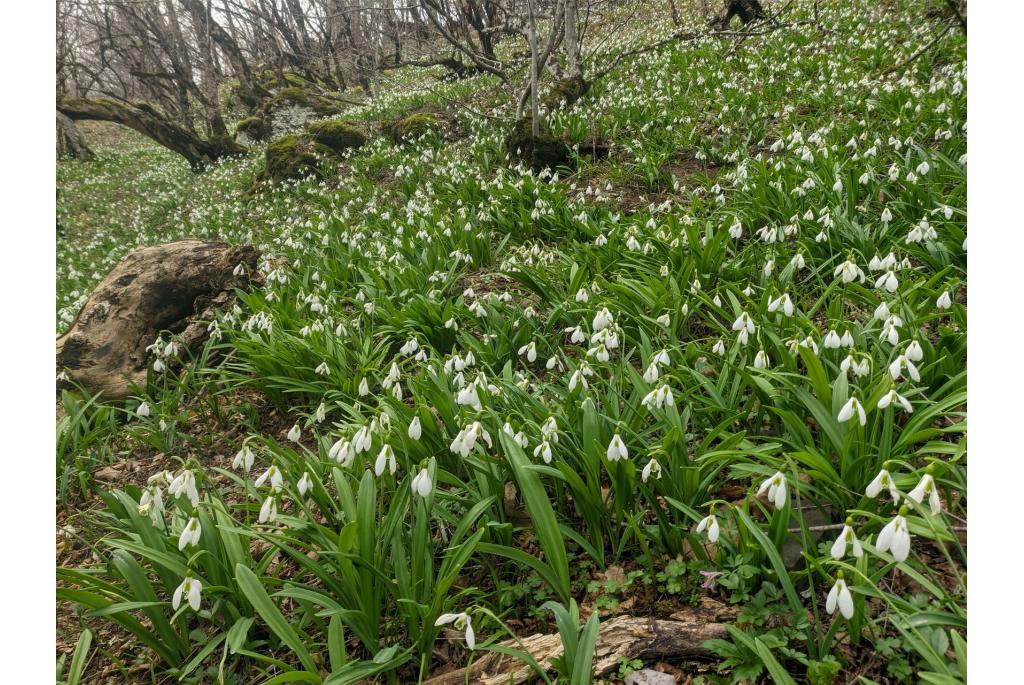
<box><xmin>506</xmin><ymin>118</ymin><xmax>572</xmax><ymax>171</ymax></box>
<box><xmin>542</xmin><ymin>75</ymin><xmax>589</xmax><ymax>110</ymax></box>
<box><xmin>261</xmin><ymin>134</ymin><xmax>330</xmax><ymax>182</ymax></box>
<box><xmin>305</xmin><ymin>120</ymin><xmax>367</xmax><ymax>153</ymax></box>
<box><xmin>386</xmin><ymin>112</ymin><xmax>439</xmax><ymax>143</ymax></box>
<box><xmin>235</xmin><ymin>116</ymin><xmax>269</xmax><ymax>141</ymax></box>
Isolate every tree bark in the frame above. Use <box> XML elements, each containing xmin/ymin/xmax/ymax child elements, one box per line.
<box><xmin>423</xmin><ymin>599</ymin><xmax>737</xmax><ymax>685</ymax></box>
<box><xmin>56</xmin><ymin>240</ymin><xmax>260</xmax><ymax>400</ymax></box>
<box><xmin>712</xmin><ymin>0</ymin><xmax>766</xmax><ymax>29</ymax></box>
<box><xmin>56</xmin><ymin>111</ymin><xmax>95</xmax><ymax>161</ymax></box>
<box><xmin>57</xmin><ymin>96</ymin><xmax>243</xmax><ymax>169</ymax></box>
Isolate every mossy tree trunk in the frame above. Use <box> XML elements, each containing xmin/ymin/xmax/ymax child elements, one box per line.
<box><xmin>712</xmin><ymin>0</ymin><xmax>767</xmax><ymax>29</ymax></box>
<box><xmin>57</xmin><ymin>97</ymin><xmax>244</xmax><ymax>170</ymax></box>
<box><xmin>56</xmin><ymin>111</ymin><xmax>94</xmax><ymax>161</ymax></box>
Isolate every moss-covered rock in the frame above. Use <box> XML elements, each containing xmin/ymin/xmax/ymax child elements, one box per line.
<box><xmin>506</xmin><ymin>118</ymin><xmax>573</xmax><ymax>171</ymax></box>
<box><xmin>235</xmin><ymin>116</ymin><xmax>269</xmax><ymax>142</ymax></box>
<box><xmin>264</xmin><ymin>87</ymin><xmax>342</xmax><ymax>116</ymax></box>
<box><xmin>386</xmin><ymin>112</ymin><xmax>439</xmax><ymax>143</ymax></box>
<box><xmin>261</xmin><ymin>134</ymin><xmax>331</xmax><ymax>182</ymax></box>
<box><xmin>305</xmin><ymin>120</ymin><xmax>367</xmax><ymax>153</ymax></box>
<box><xmin>542</xmin><ymin>75</ymin><xmax>589</xmax><ymax>111</ymax></box>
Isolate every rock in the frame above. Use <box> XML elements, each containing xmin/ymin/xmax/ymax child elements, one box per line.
<box><xmin>305</xmin><ymin>120</ymin><xmax>367</xmax><ymax>153</ymax></box>
<box><xmin>235</xmin><ymin>115</ymin><xmax>269</xmax><ymax>142</ymax></box>
<box><xmin>386</xmin><ymin>112</ymin><xmax>439</xmax><ymax>143</ymax></box>
<box><xmin>56</xmin><ymin>240</ymin><xmax>259</xmax><ymax>400</ymax></box>
<box><xmin>625</xmin><ymin>669</ymin><xmax>677</xmax><ymax>685</ymax></box>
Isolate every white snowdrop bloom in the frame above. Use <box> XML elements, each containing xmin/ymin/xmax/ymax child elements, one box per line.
<box><xmin>587</xmin><ymin>344</ymin><xmax>610</xmax><ymax>362</ymax></box>
<box><xmin>546</xmin><ymin>356</ymin><xmax>562</xmax><ymax>371</ymax></box>
<box><xmin>606</xmin><ymin>434</ymin><xmax>629</xmax><ymax>462</ymax></box>
<box><xmin>837</xmin><ymin>397</ymin><xmax>867</xmax><ymax>426</ymax></box>
<box><xmin>835</xmin><ymin>259</ymin><xmax>866</xmax><ymax>284</ymax></box>
<box><xmin>444</xmin><ymin>317</ymin><xmax>458</xmax><ymax>330</ymax></box>
<box><xmin>905</xmin><ymin>340</ymin><xmax>924</xmax><ymax>362</ymax></box>
<box><xmin>888</xmin><ymin>355</ymin><xmax>920</xmax><ymax>382</ymax></box>
<box><xmin>823</xmin><ymin>330</ymin><xmax>842</xmax><ymax>349</ymax></box>
<box><xmin>565</xmin><ymin>325</ymin><xmax>586</xmax><ymax>344</ymax></box>
<box><xmin>258</xmin><ymin>495</ymin><xmax>278</xmax><ymax>523</ymax></box>
<box><xmin>518</xmin><ymin>341</ymin><xmax>538</xmax><ymax>363</ymax></box>
<box><xmin>329</xmin><ymin>437</ymin><xmax>355</xmax><ymax>467</ymax></box>
<box><xmin>408</xmin><ymin>416</ymin><xmax>422</xmax><ymax>440</ymax></box>
<box><xmin>936</xmin><ymin>290</ymin><xmax>952</xmax><ymax>309</ymax></box>
<box><xmin>374</xmin><ymin>444</ymin><xmax>397</xmax><ymax>476</ymax></box>
<box><xmin>876</xmin><ymin>509</ymin><xmax>912</xmax><ymax>562</ymax></box>
<box><xmin>736</xmin><ymin>328</ymin><xmax>750</xmax><ymax>346</ymax></box>
<box><xmin>534</xmin><ymin>439</ymin><xmax>553</xmax><ymax>463</ymax></box>
<box><xmin>762</xmin><ymin>259</ymin><xmax>775</xmax><ymax>277</ymax></box>
<box><xmin>753</xmin><ymin>350</ymin><xmax>770</xmax><ymax>369</ymax></box>
<box><xmin>696</xmin><ymin>513</ymin><xmax>720</xmax><ymax>543</ymax></box>
<box><xmin>593</xmin><ymin>307</ymin><xmax>614</xmax><ymax>331</ymax></box>
<box><xmin>168</xmin><ymin>469</ymin><xmax>200</xmax><ymax>506</ymax></box>
<box><xmin>768</xmin><ymin>293</ymin><xmax>794</xmax><ymax>316</ymax></box>
<box><xmin>712</xmin><ymin>339</ymin><xmax>726</xmax><ymax>355</ymax></box>
<box><xmin>358</xmin><ymin>378</ymin><xmax>370</xmax><ymax>396</ymax></box>
<box><xmin>880</xmin><ymin>207</ymin><xmax>893</xmax><ymax>224</ymax></box>
<box><xmin>656</xmin><ymin>313</ymin><xmax>671</xmax><ymax>327</ymax></box>
<box><xmin>713</xmin><ymin>294</ymin><xmax>722</xmax><ymax>306</ymax></box>
<box><xmin>888</xmin><ymin>163</ymin><xmax>900</xmax><ymax>181</ymax></box>
<box><xmin>652</xmin><ymin>349</ymin><xmax>670</xmax><ymax>366</ymax></box>
<box><xmin>880</xmin><ymin>319</ymin><xmax>901</xmax><ymax>346</ymax></box>
<box><xmin>907</xmin><ymin>473</ymin><xmax>942</xmax><ymax>515</ymax></box>
<box><xmin>642</xmin><ymin>384</ymin><xmax>674</xmax><ymax>410</ymax></box>
<box><xmin>232</xmin><ymin>445</ymin><xmax>255</xmax><ymax>471</ymax></box>
<box><xmin>297</xmin><ymin>472</ymin><xmax>313</xmax><ymax>496</ymax></box>
<box><xmin>830</xmin><ymin>522</ymin><xmax>864</xmax><ymax>560</ymax></box>
<box><xmin>878</xmin><ymin>388</ymin><xmax>913</xmax><ymax>414</ymax></box>
<box><xmin>575</xmin><ymin>288</ymin><xmax>589</xmax><ymax>303</ymax></box>
<box><xmin>790</xmin><ymin>253</ymin><xmax>806</xmax><ymax>270</ymax></box>
<box><xmin>643</xmin><ymin>362</ymin><xmax>660</xmax><ymax>384</ymax></box>
<box><xmin>916</xmin><ymin>160</ymin><xmax>930</xmax><ymax>175</ymax></box>
<box><xmin>866</xmin><ymin>467</ymin><xmax>900</xmax><ymax>501</ymax></box>
<box><xmin>801</xmin><ymin>336</ymin><xmax>819</xmax><ymax>355</ymax></box>
<box><xmin>172</xmin><ymin>576</ymin><xmax>202</xmax><ymax>612</ymax></box>
<box><xmin>594</xmin><ymin>233</ymin><xmax>608</xmax><ymax>246</ymax></box>
<box><xmin>352</xmin><ymin>424</ymin><xmax>374</xmax><ymax>453</ymax></box>
<box><xmin>315</xmin><ymin>362</ymin><xmax>330</xmax><ymax>376</ymax></box>
<box><xmin>826</xmin><ymin>573</ymin><xmax>855</xmax><ymax>619</ymax></box>
<box><xmin>816</xmin><ymin>231</ymin><xmax>828</xmax><ymax>242</ymax></box>
<box><xmin>400</xmin><ymin>338</ymin><xmax>419</xmax><ymax>355</ymax></box>
<box><xmin>411</xmin><ymin>467</ymin><xmax>433</xmax><ymax>498</ymax></box>
<box><xmin>435</xmin><ymin>611</ymin><xmax>475</xmax><ymax>650</ymax></box>
<box><xmin>874</xmin><ymin>301</ymin><xmax>891</xmax><ymax>320</ymax></box>
<box><xmin>641</xmin><ymin>458</ymin><xmax>662</xmax><ymax>483</ymax></box>
<box><xmin>137</xmin><ymin>486</ymin><xmax>164</xmax><ymax>523</ymax></box>
<box><xmin>875</xmin><ymin>270</ymin><xmax>899</xmax><ymax>293</ymax></box>
<box><xmin>255</xmin><ymin>464</ymin><xmax>284</xmax><ymax>492</ymax></box>
<box><xmin>178</xmin><ymin>517</ymin><xmax>202</xmax><ymax>551</ymax></box>
<box><xmin>840</xmin><ymin>331</ymin><xmax>855</xmax><ymax>348</ymax></box>
<box><xmin>728</xmin><ymin>219</ymin><xmax>743</xmax><ymax>239</ymax></box>
<box><xmin>541</xmin><ymin>417</ymin><xmax>558</xmax><ymax>441</ymax></box>
<box><xmin>757</xmin><ymin>472</ymin><xmax>788</xmax><ymax>510</ymax></box>
<box><xmin>287</xmin><ymin>424</ymin><xmax>302</xmax><ymax>443</ymax></box>
<box><xmin>832</xmin><ymin>179</ymin><xmax>844</xmax><ymax>193</ymax></box>
<box><xmin>314</xmin><ymin>402</ymin><xmax>327</xmax><ymax>423</ymax></box>
<box><xmin>732</xmin><ymin>311</ymin><xmax>756</xmax><ymax>334</ymax></box>
<box><xmin>136</xmin><ymin>402</ymin><xmax>151</xmax><ymax>419</ymax></box>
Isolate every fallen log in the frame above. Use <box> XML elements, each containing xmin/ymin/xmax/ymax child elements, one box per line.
<box><xmin>424</xmin><ymin>599</ymin><xmax>736</xmax><ymax>685</ymax></box>
<box><xmin>56</xmin><ymin>240</ymin><xmax>259</xmax><ymax>400</ymax></box>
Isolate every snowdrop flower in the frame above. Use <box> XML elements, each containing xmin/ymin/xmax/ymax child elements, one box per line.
<box><xmin>329</xmin><ymin>438</ymin><xmax>355</xmax><ymax>467</ymax></box>
<box><xmin>400</xmin><ymin>338</ymin><xmax>419</xmax><ymax>355</ymax></box>
<box><xmin>255</xmin><ymin>465</ymin><xmax>284</xmax><ymax>492</ymax></box>
<box><xmin>790</xmin><ymin>253</ymin><xmax>805</xmax><ymax>270</ymax></box>
<box><xmin>178</xmin><ymin>517</ymin><xmax>201</xmax><ymax>551</ymax></box>
<box><xmin>643</xmin><ymin>362</ymin><xmax>660</xmax><ymax>384</ymax></box>
<box><xmin>606</xmin><ymin>434</ymin><xmax>629</xmax><ymax>462</ymax></box>
<box><xmin>534</xmin><ymin>440</ymin><xmax>553</xmax><ymax>463</ymax></box>
<box><xmin>823</xmin><ymin>330</ymin><xmax>842</xmax><ymax>349</ymax></box>
<box><xmin>153</xmin><ymin>358</ymin><xmax>166</xmax><ymax>373</ymax></box>
<box><xmin>875</xmin><ymin>270</ymin><xmax>899</xmax><ymax>293</ymax></box>
<box><xmin>881</xmin><ymin>207</ymin><xmax>892</xmax><ymax>224</ymax></box>
<box><xmin>905</xmin><ymin>340</ymin><xmax>924</xmax><ymax>362</ymax></box>
<box><xmin>837</xmin><ymin>397</ymin><xmax>867</xmax><ymax>427</ymax></box>
<box><xmin>830</xmin><ymin>520</ymin><xmax>864</xmax><ymax>560</ymax></box>
<box><xmin>768</xmin><ymin>293</ymin><xmax>794</xmax><ymax>316</ymax></box>
<box><xmin>840</xmin><ymin>330</ymin><xmax>854</xmax><ymax>348</ymax></box>
<box><xmin>408</xmin><ymin>416</ymin><xmax>422</xmax><ymax>440</ymax></box>
<box><xmin>834</xmin><ymin>259</ymin><xmax>866</xmax><ymax>284</ymax></box>
<box><xmin>866</xmin><ymin>466</ymin><xmax>900</xmax><ymax>501</ymax></box>
<box><xmin>287</xmin><ymin>424</ymin><xmax>302</xmax><ymax>443</ymax></box>
<box><xmin>888</xmin><ymin>355</ymin><xmax>920</xmax><ymax>382</ymax></box>
<box><xmin>575</xmin><ymin>288</ymin><xmax>589</xmax><ymax>302</ymax></box>
<box><xmin>696</xmin><ymin>512</ymin><xmax>720</xmax><ymax>543</ymax></box>
<box><xmin>656</xmin><ymin>313</ymin><xmax>671</xmax><ymax>327</ymax></box>
<box><xmin>136</xmin><ymin>402</ymin><xmax>151</xmax><ymax>419</ymax></box>
<box><xmin>712</xmin><ymin>339</ymin><xmax>726</xmax><ymax>355</ymax></box>
<box><xmin>757</xmin><ymin>471</ymin><xmax>788</xmax><ymax>509</ymax></box>
<box><xmin>641</xmin><ymin>384</ymin><xmax>674</xmax><ymax>410</ymax></box>
<box><xmin>297</xmin><ymin>472</ymin><xmax>313</xmax><ymax>496</ymax></box>
<box><xmin>936</xmin><ymin>290</ymin><xmax>952</xmax><ymax>309</ymax></box>
<box><xmin>874</xmin><ymin>301</ymin><xmax>891</xmax><ymax>321</ymax></box>
<box><xmin>565</xmin><ymin>325</ymin><xmax>586</xmax><ymax>344</ymax></box>
<box><xmin>753</xmin><ymin>350</ymin><xmax>770</xmax><ymax>369</ymax></box>
<box><xmin>258</xmin><ymin>495</ymin><xmax>278</xmax><ymax>523</ymax></box>
<box><xmin>172</xmin><ymin>576</ymin><xmax>202</xmax><ymax>612</ymax></box>
<box><xmin>374</xmin><ymin>444</ymin><xmax>397</xmax><ymax>476</ymax></box>
<box><xmin>518</xmin><ymin>341</ymin><xmax>537</xmax><ymax>363</ymax></box>
<box><xmin>877</xmin><ymin>388</ymin><xmax>913</xmax><ymax>413</ymax></box>
<box><xmin>411</xmin><ymin>467</ymin><xmax>433</xmax><ymax>498</ymax></box>
<box><xmin>435</xmin><ymin>611</ymin><xmax>475</xmax><ymax>650</ymax></box>
<box><xmin>358</xmin><ymin>378</ymin><xmax>370</xmax><ymax>396</ymax></box>
<box><xmin>732</xmin><ymin>311</ymin><xmax>756</xmax><ymax>334</ymax></box>
<box><xmin>916</xmin><ymin>160</ymin><xmax>930</xmax><ymax>175</ymax></box>
<box><xmin>352</xmin><ymin>424</ymin><xmax>374</xmax><ymax>453</ymax></box>
<box><xmin>137</xmin><ymin>486</ymin><xmax>164</xmax><ymax>523</ymax></box>
<box><xmin>168</xmin><ymin>469</ymin><xmax>200</xmax><ymax>506</ymax></box>
<box><xmin>907</xmin><ymin>471</ymin><xmax>942</xmax><ymax>515</ymax></box>
<box><xmin>593</xmin><ymin>307</ymin><xmax>613</xmax><ymax>331</ymax></box>
<box><xmin>232</xmin><ymin>445</ymin><xmax>255</xmax><ymax>471</ymax></box>
<box><xmin>728</xmin><ymin>219</ymin><xmax>743</xmax><ymax>239</ymax></box>
<box><xmin>876</xmin><ymin>507</ymin><xmax>912</xmax><ymax>562</ymax></box>
<box><xmin>641</xmin><ymin>458</ymin><xmax>662</xmax><ymax>482</ymax></box>
<box><xmin>826</xmin><ymin>572</ymin><xmax>854</xmax><ymax>619</ymax></box>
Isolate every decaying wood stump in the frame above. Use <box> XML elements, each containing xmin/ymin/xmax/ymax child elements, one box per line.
<box><xmin>711</xmin><ymin>0</ymin><xmax>767</xmax><ymax>29</ymax></box>
<box><xmin>423</xmin><ymin>598</ymin><xmax>737</xmax><ymax>685</ymax></box>
<box><xmin>56</xmin><ymin>240</ymin><xmax>260</xmax><ymax>400</ymax></box>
